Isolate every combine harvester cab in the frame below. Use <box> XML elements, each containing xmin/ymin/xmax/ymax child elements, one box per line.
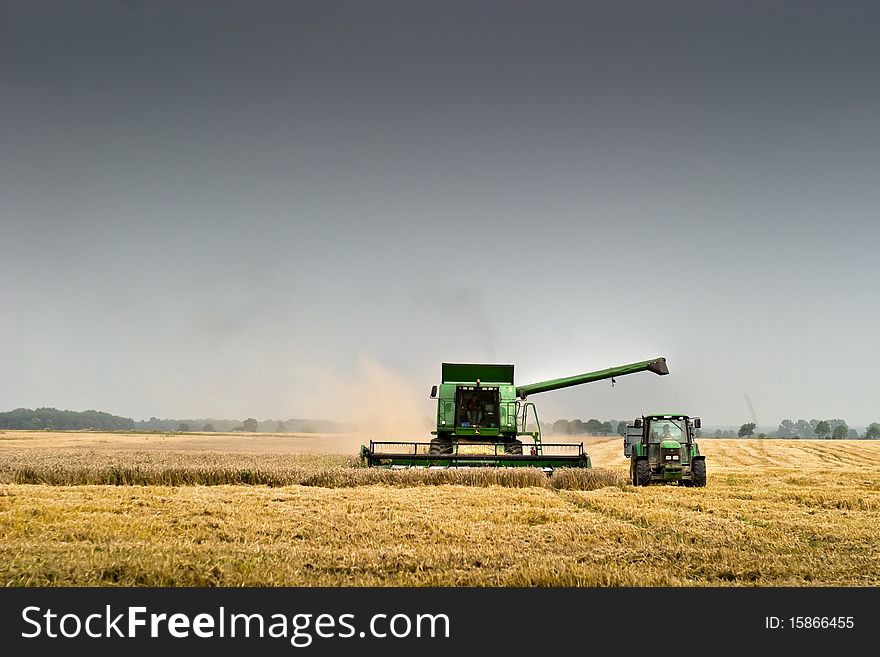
<box><xmin>361</xmin><ymin>357</ymin><xmax>669</xmax><ymax>472</ymax></box>
<box><xmin>624</xmin><ymin>414</ymin><xmax>706</xmax><ymax>486</ymax></box>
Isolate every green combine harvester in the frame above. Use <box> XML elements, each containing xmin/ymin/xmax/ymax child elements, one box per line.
<box><xmin>360</xmin><ymin>357</ymin><xmax>669</xmax><ymax>472</ymax></box>
<box><xmin>624</xmin><ymin>414</ymin><xmax>706</xmax><ymax>486</ymax></box>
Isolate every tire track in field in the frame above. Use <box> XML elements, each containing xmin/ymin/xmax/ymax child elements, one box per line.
<box><xmin>828</xmin><ymin>443</ymin><xmax>880</xmax><ymax>466</ymax></box>
<box><xmin>753</xmin><ymin>440</ymin><xmax>806</xmax><ymax>468</ymax></box>
<box><xmin>701</xmin><ymin>440</ymin><xmax>795</xmax><ymax>469</ymax></box>
<box><xmin>558</xmin><ymin>491</ymin><xmax>658</xmax><ymax>535</ymax></box>
<box><xmin>794</xmin><ymin>443</ymin><xmax>865</xmax><ymax>468</ymax></box>
<box><xmin>700</xmin><ymin>439</ymin><xmax>880</xmax><ymax>471</ymax></box>
<box><xmin>734</xmin><ymin>442</ymin><xmax>798</xmax><ymax>468</ymax></box>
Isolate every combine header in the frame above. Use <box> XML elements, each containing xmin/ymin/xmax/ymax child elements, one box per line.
<box><xmin>360</xmin><ymin>357</ymin><xmax>669</xmax><ymax>471</ymax></box>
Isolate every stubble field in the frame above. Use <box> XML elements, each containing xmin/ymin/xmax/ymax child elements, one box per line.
<box><xmin>1</xmin><ymin>430</ymin><xmax>878</xmax><ymax>586</ymax></box>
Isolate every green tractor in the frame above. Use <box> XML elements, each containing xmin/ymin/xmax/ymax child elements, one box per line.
<box><xmin>624</xmin><ymin>414</ymin><xmax>706</xmax><ymax>486</ymax></box>
<box><xmin>360</xmin><ymin>356</ymin><xmax>669</xmax><ymax>471</ymax></box>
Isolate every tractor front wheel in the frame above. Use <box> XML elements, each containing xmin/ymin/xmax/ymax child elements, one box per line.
<box><xmin>692</xmin><ymin>458</ymin><xmax>707</xmax><ymax>487</ymax></box>
<box><xmin>635</xmin><ymin>459</ymin><xmax>651</xmax><ymax>486</ymax></box>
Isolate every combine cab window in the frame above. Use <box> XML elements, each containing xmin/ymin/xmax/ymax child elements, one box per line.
<box><xmin>648</xmin><ymin>419</ymin><xmax>684</xmax><ymax>443</ymax></box>
<box><xmin>456</xmin><ymin>387</ymin><xmax>500</xmax><ymax>428</ymax></box>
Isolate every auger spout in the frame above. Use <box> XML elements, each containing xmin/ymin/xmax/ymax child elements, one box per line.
<box><xmin>515</xmin><ymin>357</ymin><xmax>668</xmax><ymax>399</ymax></box>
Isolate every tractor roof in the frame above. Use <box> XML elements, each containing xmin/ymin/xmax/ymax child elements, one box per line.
<box><xmin>645</xmin><ymin>413</ymin><xmax>691</xmax><ymax>420</ymax></box>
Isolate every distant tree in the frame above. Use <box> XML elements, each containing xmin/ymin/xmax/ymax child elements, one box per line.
<box><xmin>599</xmin><ymin>421</ymin><xmax>613</xmax><ymax>436</ymax></box>
<box><xmin>585</xmin><ymin>419</ymin><xmax>604</xmax><ymax>435</ymax></box>
<box><xmin>552</xmin><ymin>419</ymin><xmax>569</xmax><ymax>435</ymax></box>
<box><xmin>757</xmin><ymin>432</ymin><xmax>766</xmax><ymax>439</ymax></box>
<box><xmin>569</xmin><ymin>419</ymin><xmax>587</xmax><ymax>435</ymax></box>
<box><xmin>848</xmin><ymin>427</ymin><xmax>859</xmax><ymax>439</ymax></box>
<box><xmin>814</xmin><ymin>420</ymin><xmax>831</xmax><ymax>439</ymax></box>
<box><xmin>242</xmin><ymin>418</ymin><xmax>258</xmax><ymax>432</ymax></box>
<box><xmin>277</xmin><ymin>420</ymin><xmax>287</xmax><ymax>433</ymax></box>
<box><xmin>738</xmin><ymin>422</ymin><xmax>756</xmax><ymax>438</ymax></box>
<box><xmin>202</xmin><ymin>423</ymin><xmax>214</xmax><ymax>432</ymax></box>
<box><xmin>178</xmin><ymin>423</ymin><xmax>190</xmax><ymax>432</ymax></box>
<box><xmin>617</xmin><ymin>421</ymin><xmax>627</xmax><ymax>436</ymax></box>
<box><xmin>826</xmin><ymin>419</ymin><xmax>849</xmax><ymax>439</ymax></box>
<box><xmin>794</xmin><ymin>420</ymin><xmax>812</xmax><ymax>438</ymax></box>
<box><xmin>865</xmin><ymin>423</ymin><xmax>880</xmax><ymax>440</ymax></box>
<box><xmin>832</xmin><ymin>424</ymin><xmax>848</xmax><ymax>439</ymax></box>
<box><xmin>715</xmin><ymin>429</ymin><xmax>723</xmax><ymax>437</ymax></box>
<box><xmin>776</xmin><ymin>419</ymin><xmax>796</xmax><ymax>438</ymax></box>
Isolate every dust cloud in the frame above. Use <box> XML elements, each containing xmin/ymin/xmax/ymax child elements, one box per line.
<box><xmin>298</xmin><ymin>355</ymin><xmax>434</xmax><ymax>442</ymax></box>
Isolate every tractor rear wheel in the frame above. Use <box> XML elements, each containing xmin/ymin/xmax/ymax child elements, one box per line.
<box><xmin>635</xmin><ymin>459</ymin><xmax>651</xmax><ymax>486</ymax></box>
<box><xmin>692</xmin><ymin>459</ymin><xmax>707</xmax><ymax>487</ymax></box>
<box><xmin>429</xmin><ymin>438</ymin><xmax>453</xmax><ymax>455</ymax></box>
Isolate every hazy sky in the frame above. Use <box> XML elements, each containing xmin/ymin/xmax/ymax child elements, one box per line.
<box><xmin>2</xmin><ymin>1</ymin><xmax>878</xmax><ymax>427</ymax></box>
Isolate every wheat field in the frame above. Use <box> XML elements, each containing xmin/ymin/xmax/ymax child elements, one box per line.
<box><xmin>1</xmin><ymin>430</ymin><xmax>878</xmax><ymax>586</ymax></box>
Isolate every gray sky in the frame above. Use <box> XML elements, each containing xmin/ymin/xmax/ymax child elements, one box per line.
<box><xmin>2</xmin><ymin>1</ymin><xmax>879</xmax><ymax>427</ymax></box>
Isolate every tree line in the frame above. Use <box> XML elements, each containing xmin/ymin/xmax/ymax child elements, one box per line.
<box><xmin>544</xmin><ymin>418</ymin><xmax>627</xmax><ymax>436</ymax></box>
<box><xmin>0</xmin><ymin>408</ymin><xmax>344</xmax><ymax>433</ymax></box>
<box><xmin>733</xmin><ymin>419</ymin><xmax>880</xmax><ymax>439</ymax></box>
<box><xmin>137</xmin><ymin>416</ymin><xmax>344</xmax><ymax>433</ymax></box>
<box><xmin>545</xmin><ymin>417</ymin><xmax>880</xmax><ymax>440</ymax></box>
<box><xmin>0</xmin><ymin>408</ymin><xmax>136</xmax><ymax>431</ymax></box>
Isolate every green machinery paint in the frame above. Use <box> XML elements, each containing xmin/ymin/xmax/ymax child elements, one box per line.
<box><xmin>360</xmin><ymin>357</ymin><xmax>669</xmax><ymax>471</ymax></box>
<box><xmin>624</xmin><ymin>414</ymin><xmax>707</xmax><ymax>486</ymax></box>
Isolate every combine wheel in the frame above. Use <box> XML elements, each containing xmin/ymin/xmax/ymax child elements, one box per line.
<box><xmin>505</xmin><ymin>440</ymin><xmax>524</xmax><ymax>455</ymax></box>
<box><xmin>429</xmin><ymin>438</ymin><xmax>453</xmax><ymax>455</ymax></box>
<box><xmin>692</xmin><ymin>459</ymin><xmax>707</xmax><ymax>487</ymax></box>
<box><xmin>635</xmin><ymin>459</ymin><xmax>651</xmax><ymax>486</ymax></box>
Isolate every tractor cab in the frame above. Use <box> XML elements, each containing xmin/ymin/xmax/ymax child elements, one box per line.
<box><xmin>625</xmin><ymin>414</ymin><xmax>706</xmax><ymax>486</ymax></box>
<box><xmin>649</xmin><ymin>419</ymin><xmax>685</xmax><ymax>444</ymax></box>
